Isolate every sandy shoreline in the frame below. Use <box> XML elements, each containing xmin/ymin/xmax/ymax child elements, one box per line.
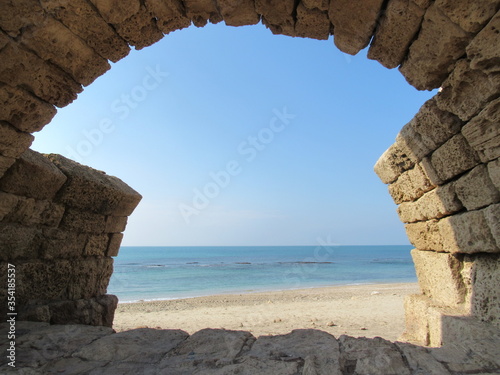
<box><xmin>113</xmin><ymin>282</ymin><xmax>419</xmax><ymax>341</ymax></box>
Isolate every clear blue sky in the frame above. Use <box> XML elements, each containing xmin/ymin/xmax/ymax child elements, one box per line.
<box><xmin>32</xmin><ymin>22</ymin><xmax>436</xmax><ymax>246</ymax></box>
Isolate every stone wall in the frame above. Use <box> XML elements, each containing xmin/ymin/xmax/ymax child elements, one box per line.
<box><xmin>0</xmin><ymin>0</ymin><xmax>499</xmax><ymax>344</ymax></box>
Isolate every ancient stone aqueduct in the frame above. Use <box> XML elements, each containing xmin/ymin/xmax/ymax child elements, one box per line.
<box><xmin>0</xmin><ymin>0</ymin><xmax>498</xmax><ymax>350</ymax></box>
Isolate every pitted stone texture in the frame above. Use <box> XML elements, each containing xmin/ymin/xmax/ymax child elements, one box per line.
<box><xmin>145</xmin><ymin>0</ymin><xmax>192</xmax><ymax>33</ymax></box>
<box><xmin>395</xmin><ymin>342</ymin><xmax>451</xmax><ymax>375</ymax></box>
<box><xmin>0</xmin><ymin>122</ymin><xmax>34</xmax><ymax>159</ymax></box>
<box><xmin>0</xmin><ymin>43</ymin><xmax>82</xmax><ymax>107</ymax></box>
<box><xmin>107</xmin><ymin>233</ymin><xmax>124</xmax><ymax>257</ymax></box>
<box><xmin>256</xmin><ymin>0</ymin><xmax>297</xmax><ymax>37</ymax></box>
<box><xmin>217</xmin><ymin>0</ymin><xmax>260</xmax><ymax>27</ymax></box>
<box><xmin>467</xmin><ymin>10</ymin><xmax>500</xmax><ymax>74</ymax></box>
<box><xmin>39</xmin><ymin>228</ymin><xmax>86</xmax><ymax>260</ymax></box>
<box><xmin>429</xmin><ymin>133</ymin><xmax>480</xmax><ymax>183</ymax></box>
<box><xmin>114</xmin><ymin>5</ymin><xmax>164</xmax><ymax>50</ymax></box>
<box><xmin>90</xmin><ymin>0</ymin><xmax>140</xmax><ymax>24</ymax></box>
<box><xmin>105</xmin><ymin>215</ymin><xmax>128</xmax><ymax>233</ymax></box>
<box><xmin>295</xmin><ymin>3</ymin><xmax>331</xmax><ymax>40</ymax></box>
<box><xmin>436</xmin><ymin>59</ymin><xmax>500</xmax><ymax>121</ymax></box>
<box><xmin>489</xmin><ymin>158</ymin><xmax>500</xmax><ymax>190</ymax></box>
<box><xmin>368</xmin><ymin>0</ymin><xmax>427</xmax><ymax>69</ymax></box>
<box><xmin>49</xmin><ymin>154</ymin><xmax>142</xmax><ymax>216</ymax></box>
<box><xmin>454</xmin><ymin>164</ymin><xmax>500</xmax><ymax>210</ymax></box>
<box><xmin>462</xmin><ymin>97</ymin><xmax>500</xmax><ymax>163</ymax></box>
<box><xmin>0</xmin><ymin>191</ymin><xmax>18</xmax><ymax>221</ymax></box>
<box><xmin>59</xmin><ymin>208</ymin><xmax>106</xmax><ymax>233</ymax></box>
<box><xmin>20</xmin><ymin>17</ymin><xmax>110</xmax><ymax>87</ymax></box>
<box><xmin>411</xmin><ymin>249</ymin><xmax>467</xmax><ymax>307</ymax></box>
<box><xmin>396</xmin><ymin>99</ymin><xmax>463</xmax><ymax>162</ymax></box>
<box><xmin>374</xmin><ymin>142</ymin><xmax>415</xmax><ymax>184</ymax></box>
<box><xmin>3</xmin><ymin>198</ymin><xmax>65</xmax><ymax>227</ymax></box>
<box><xmin>0</xmin><ymin>156</ymin><xmax>15</xmax><ymax>177</ymax></box>
<box><xmin>0</xmin><ymin>0</ymin><xmax>45</xmax><ymax>37</ymax></box>
<box><xmin>339</xmin><ymin>335</ymin><xmax>409</xmax><ymax>375</ymax></box>
<box><xmin>0</xmin><ymin>223</ymin><xmax>40</xmax><ymax>260</ymax></box>
<box><xmin>434</xmin><ymin>0</ymin><xmax>500</xmax><ymax>34</ymax></box>
<box><xmin>399</xmin><ymin>5</ymin><xmax>473</xmax><ymax>90</ymax></box>
<box><xmin>388</xmin><ymin>164</ymin><xmax>435</xmax><ymax>204</ymax></box>
<box><xmin>328</xmin><ymin>0</ymin><xmax>385</xmax><ymax>55</ymax></box>
<box><xmin>40</xmin><ymin>0</ymin><xmax>131</xmax><ymax>63</ymax></box>
<box><xmin>0</xmin><ymin>149</ymin><xmax>66</xmax><ymax>200</ymax></box>
<box><xmin>0</xmin><ymin>84</ymin><xmax>56</xmax><ymax>133</ymax></box>
<box><xmin>469</xmin><ymin>253</ymin><xmax>500</xmax><ymax>326</ymax></box>
<box><xmin>401</xmin><ymin>294</ymin><xmax>432</xmax><ymax>345</ymax></box>
<box><xmin>84</xmin><ymin>234</ymin><xmax>110</xmax><ymax>256</ymax></box>
<box><xmin>484</xmin><ymin>203</ymin><xmax>500</xmax><ymax>248</ymax></box>
<box><xmin>184</xmin><ymin>0</ymin><xmax>223</xmax><ymax>27</ymax></box>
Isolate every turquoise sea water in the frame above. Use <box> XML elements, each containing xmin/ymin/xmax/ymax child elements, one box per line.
<box><xmin>108</xmin><ymin>245</ymin><xmax>416</xmax><ymax>303</ymax></box>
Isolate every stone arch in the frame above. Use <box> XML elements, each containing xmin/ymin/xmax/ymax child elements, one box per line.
<box><xmin>0</xmin><ymin>0</ymin><xmax>499</xmax><ymax>347</ymax></box>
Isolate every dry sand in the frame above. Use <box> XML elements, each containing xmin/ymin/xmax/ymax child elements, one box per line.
<box><xmin>113</xmin><ymin>282</ymin><xmax>418</xmax><ymax>341</ymax></box>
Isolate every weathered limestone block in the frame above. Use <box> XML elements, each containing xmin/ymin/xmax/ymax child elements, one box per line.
<box><xmin>0</xmin><ymin>0</ymin><xmax>45</xmax><ymax>37</ymax></box>
<box><xmin>436</xmin><ymin>59</ymin><xmax>500</xmax><ymax>121</ymax></box>
<box><xmin>0</xmin><ymin>84</ymin><xmax>56</xmax><ymax>133</ymax></box>
<box><xmin>399</xmin><ymin>5</ymin><xmax>473</xmax><ymax>90</ymax></box>
<box><xmin>144</xmin><ymin>0</ymin><xmax>191</xmax><ymax>34</ymax></box>
<box><xmin>256</xmin><ymin>0</ymin><xmax>297</xmax><ymax>36</ymax></box>
<box><xmin>40</xmin><ymin>0</ymin><xmax>130</xmax><ymax>63</ymax></box>
<box><xmin>0</xmin><ymin>149</ymin><xmax>67</xmax><ymax>200</ymax></box>
<box><xmin>328</xmin><ymin>0</ymin><xmax>384</xmax><ymax>55</ymax></box>
<box><xmin>396</xmin><ymin>99</ymin><xmax>463</xmax><ymax>162</ymax></box>
<box><xmin>0</xmin><ymin>30</ymin><xmax>8</xmax><ymax>49</ymax></box>
<box><xmin>454</xmin><ymin>164</ymin><xmax>500</xmax><ymax>210</ymax></box>
<box><xmin>90</xmin><ymin>0</ymin><xmax>140</xmax><ymax>24</ymax></box>
<box><xmin>405</xmin><ymin>220</ymin><xmax>445</xmax><ymax>251</ymax></box>
<box><xmin>467</xmin><ymin>10</ymin><xmax>500</xmax><ymax>74</ymax></box>
<box><xmin>397</xmin><ymin>184</ymin><xmax>462</xmax><ymax>223</ymax></box>
<box><xmin>0</xmin><ymin>156</ymin><xmax>15</xmax><ymax>177</ymax></box>
<box><xmin>0</xmin><ymin>43</ymin><xmax>82</xmax><ymax>107</ymax></box>
<box><xmin>429</xmin><ymin>133</ymin><xmax>480</xmax><ymax>182</ymax></box>
<box><xmin>368</xmin><ymin>0</ymin><xmax>428</xmax><ymax>69</ymax></box>
<box><xmin>0</xmin><ymin>223</ymin><xmax>40</xmax><ymax>260</ymax></box>
<box><xmin>39</xmin><ymin>228</ymin><xmax>86</xmax><ymax>259</ymax></box>
<box><xmin>48</xmin><ymin>294</ymin><xmax>118</xmax><ymax>326</ymax></box>
<box><xmin>440</xmin><ymin>210</ymin><xmax>499</xmax><ymax>253</ymax></box>
<box><xmin>216</xmin><ymin>0</ymin><xmax>260</xmax><ymax>27</ymax></box>
<box><xmin>488</xmin><ymin>158</ymin><xmax>500</xmax><ymax>190</ymax></box>
<box><xmin>469</xmin><ymin>253</ymin><xmax>500</xmax><ymax>326</ymax></box>
<box><xmin>388</xmin><ymin>164</ymin><xmax>435</xmax><ymax>204</ymax></box>
<box><xmin>48</xmin><ymin>154</ymin><xmax>142</xmax><ymax>216</ymax></box>
<box><xmin>395</xmin><ymin>342</ymin><xmax>451</xmax><ymax>375</ymax></box>
<box><xmin>105</xmin><ymin>215</ymin><xmax>128</xmax><ymax>233</ymax></box>
<box><xmin>411</xmin><ymin>249</ymin><xmax>467</xmax><ymax>307</ymax></box>
<box><xmin>434</xmin><ymin>0</ymin><xmax>500</xmax><ymax>34</ymax></box>
<box><xmin>374</xmin><ymin>142</ymin><xmax>415</xmax><ymax>184</ymax></box>
<box><xmin>21</xmin><ymin>17</ymin><xmax>110</xmax><ymax>86</ymax></box>
<box><xmin>0</xmin><ymin>122</ymin><xmax>34</xmax><ymax>159</ymax></box>
<box><xmin>59</xmin><ymin>208</ymin><xmax>106</xmax><ymax>233</ymax></box>
<box><xmin>84</xmin><ymin>234</ymin><xmax>110</xmax><ymax>256</ymax></box>
<box><xmin>484</xmin><ymin>203</ymin><xmax>500</xmax><ymax>248</ymax></box>
<box><xmin>107</xmin><ymin>233</ymin><xmax>124</xmax><ymax>257</ymax></box>
<box><xmin>184</xmin><ymin>0</ymin><xmax>222</xmax><ymax>27</ymax></box>
<box><xmin>302</xmin><ymin>0</ymin><xmax>329</xmax><ymax>11</ymax></box>
<box><xmin>339</xmin><ymin>335</ymin><xmax>409</xmax><ymax>375</ymax></box>
<box><xmin>295</xmin><ymin>3</ymin><xmax>331</xmax><ymax>40</ymax></box>
<box><xmin>5</xmin><ymin>198</ymin><xmax>65</xmax><ymax>227</ymax></box>
<box><xmin>401</xmin><ymin>294</ymin><xmax>431</xmax><ymax>345</ymax></box>
<box><xmin>114</xmin><ymin>5</ymin><xmax>164</xmax><ymax>50</ymax></box>
<box><xmin>0</xmin><ymin>191</ymin><xmax>18</xmax><ymax>221</ymax></box>
<box><xmin>462</xmin><ymin>97</ymin><xmax>500</xmax><ymax>163</ymax></box>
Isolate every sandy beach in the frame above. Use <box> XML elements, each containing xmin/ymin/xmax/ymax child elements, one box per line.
<box><xmin>113</xmin><ymin>282</ymin><xmax>418</xmax><ymax>341</ymax></box>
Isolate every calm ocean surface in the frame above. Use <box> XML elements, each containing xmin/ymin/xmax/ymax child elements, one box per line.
<box><xmin>108</xmin><ymin>245</ymin><xmax>416</xmax><ymax>303</ymax></box>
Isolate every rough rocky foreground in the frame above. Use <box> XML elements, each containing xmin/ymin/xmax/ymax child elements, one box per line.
<box><xmin>1</xmin><ymin>321</ymin><xmax>499</xmax><ymax>374</ymax></box>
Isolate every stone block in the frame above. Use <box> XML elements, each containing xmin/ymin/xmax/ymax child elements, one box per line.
<box><xmin>0</xmin><ymin>30</ymin><xmax>8</xmax><ymax>49</ymax></box>
<box><xmin>107</xmin><ymin>233</ymin><xmax>124</xmax><ymax>257</ymax></box>
<box><xmin>39</xmin><ymin>228</ymin><xmax>86</xmax><ymax>259</ymax></box>
<box><xmin>60</xmin><ymin>208</ymin><xmax>106</xmax><ymax>234</ymax></box>
<box><xmin>0</xmin><ymin>149</ymin><xmax>67</xmax><ymax>200</ymax></box>
<box><xmin>20</xmin><ymin>17</ymin><xmax>110</xmax><ymax>87</ymax></box>
<box><xmin>295</xmin><ymin>3</ymin><xmax>331</xmax><ymax>40</ymax></box>
<box><xmin>399</xmin><ymin>5</ymin><xmax>473</xmax><ymax>90</ymax></box>
<box><xmin>67</xmin><ymin>257</ymin><xmax>113</xmax><ymax>299</ymax></box>
<box><xmin>0</xmin><ymin>0</ymin><xmax>45</xmax><ymax>37</ymax></box>
<box><xmin>440</xmin><ymin>210</ymin><xmax>499</xmax><ymax>253</ymax></box>
<box><xmin>0</xmin><ymin>191</ymin><xmax>19</xmax><ymax>221</ymax></box>
<box><xmin>0</xmin><ymin>43</ymin><xmax>82</xmax><ymax>108</ymax></box>
<box><xmin>411</xmin><ymin>249</ymin><xmax>467</xmax><ymax>307</ymax></box>
<box><xmin>84</xmin><ymin>234</ymin><xmax>109</xmax><ymax>256</ymax></box>
<box><xmin>144</xmin><ymin>0</ymin><xmax>191</xmax><ymax>33</ymax></box>
<box><xmin>454</xmin><ymin>164</ymin><xmax>500</xmax><ymax>210</ymax></box>
<box><xmin>104</xmin><ymin>216</ymin><xmax>128</xmax><ymax>233</ymax></box>
<box><xmin>184</xmin><ymin>0</ymin><xmax>222</xmax><ymax>27</ymax></box>
<box><xmin>396</xmin><ymin>98</ymin><xmax>463</xmax><ymax>162</ymax></box>
<box><xmin>462</xmin><ymin>97</ymin><xmax>500</xmax><ymax>162</ymax></box>
<box><xmin>0</xmin><ymin>84</ymin><xmax>56</xmax><ymax>133</ymax></box>
<box><xmin>5</xmin><ymin>198</ymin><xmax>64</xmax><ymax>227</ymax></box>
<box><xmin>400</xmin><ymin>294</ymin><xmax>431</xmax><ymax>346</ymax></box>
<box><xmin>467</xmin><ymin>10</ymin><xmax>500</xmax><ymax>74</ymax></box>
<box><xmin>47</xmin><ymin>295</ymin><xmax>118</xmax><ymax>326</ymax></box>
<box><xmin>434</xmin><ymin>0</ymin><xmax>500</xmax><ymax>33</ymax></box>
<box><xmin>388</xmin><ymin>164</ymin><xmax>435</xmax><ymax>204</ymax></box>
<box><xmin>368</xmin><ymin>0</ymin><xmax>427</xmax><ymax>69</ymax></box>
<box><xmin>302</xmin><ymin>0</ymin><xmax>330</xmax><ymax>11</ymax></box>
<box><xmin>0</xmin><ymin>155</ymin><xmax>15</xmax><ymax>177</ymax></box>
<box><xmin>216</xmin><ymin>0</ymin><xmax>260</xmax><ymax>27</ymax></box>
<box><xmin>256</xmin><ymin>0</ymin><xmax>297</xmax><ymax>37</ymax></box>
<box><xmin>328</xmin><ymin>0</ymin><xmax>385</xmax><ymax>55</ymax></box>
<box><xmin>469</xmin><ymin>253</ymin><xmax>500</xmax><ymax>326</ymax></box>
<box><xmin>395</xmin><ymin>342</ymin><xmax>451</xmax><ymax>374</ymax></box>
<box><xmin>0</xmin><ymin>223</ymin><xmax>40</xmax><ymax>261</ymax></box>
<box><xmin>436</xmin><ymin>59</ymin><xmax>500</xmax><ymax>121</ymax></box>
<box><xmin>429</xmin><ymin>133</ymin><xmax>480</xmax><ymax>182</ymax></box>
<box><xmin>0</xmin><ymin>122</ymin><xmax>34</xmax><ymax>159</ymax></box>
<box><xmin>374</xmin><ymin>142</ymin><xmax>415</xmax><ymax>184</ymax></box>
<box><xmin>484</xmin><ymin>203</ymin><xmax>500</xmax><ymax>248</ymax></box>
<box><xmin>48</xmin><ymin>154</ymin><xmax>142</xmax><ymax>216</ymax></box>
<box><xmin>90</xmin><ymin>0</ymin><xmax>140</xmax><ymax>24</ymax></box>
<box><xmin>40</xmin><ymin>0</ymin><xmax>130</xmax><ymax>63</ymax></box>
<box><xmin>405</xmin><ymin>220</ymin><xmax>444</xmax><ymax>251</ymax></box>
<box><xmin>488</xmin><ymin>158</ymin><xmax>500</xmax><ymax>190</ymax></box>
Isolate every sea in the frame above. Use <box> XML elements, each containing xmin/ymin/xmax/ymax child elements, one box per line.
<box><xmin>108</xmin><ymin>245</ymin><xmax>416</xmax><ymax>303</ymax></box>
